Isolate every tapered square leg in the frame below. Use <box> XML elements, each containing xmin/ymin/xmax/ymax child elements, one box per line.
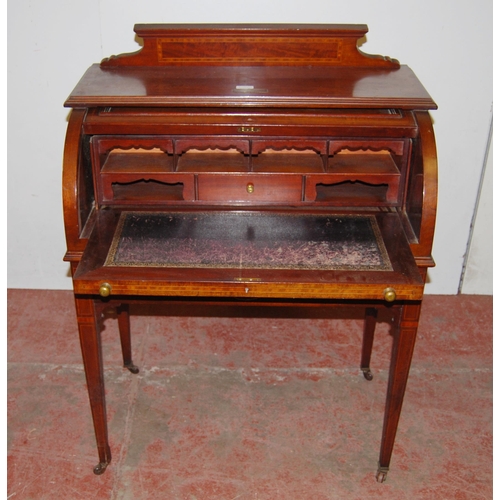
<box><xmin>361</xmin><ymin>307</ymin><xmax>378</xmax><ymax>380</ymax></box>
<box><xmin>75</xmin><ymin>297</ymin><xmax>112</xmax><ymax>474</ymax></box>
<box><xmin>117</xmin><ymin>303</ymin><xmax>139</xmax><ymax>374</ymax></box>
<box><xmin>377</xmin><ymin>302</ymin><xmax>421</xmax><ymax>482</ymax></box>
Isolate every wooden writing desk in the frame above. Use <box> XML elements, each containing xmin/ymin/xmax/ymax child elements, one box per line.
<box><xmin>63</xmin><ymin>24</ymin><xmax>437</xmax><ymax>482</ymax></box>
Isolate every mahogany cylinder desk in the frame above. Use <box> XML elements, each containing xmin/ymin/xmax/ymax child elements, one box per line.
<box><xmin>62</xmin><ymin>24</ymin><xmax>437</xmax><ymax>482</ymax></box>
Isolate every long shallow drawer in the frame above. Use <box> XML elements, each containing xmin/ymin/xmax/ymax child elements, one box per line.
<box><xmin>197</xmin><ymin>174</ymin><xmax>303</xmax><ymax>203</ymax></box>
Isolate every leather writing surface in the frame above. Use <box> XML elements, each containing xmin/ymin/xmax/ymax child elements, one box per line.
<box><xmin>105</xmin><ymin>212</ymin><xmax>392</xmax><ymax>271</ymax></box>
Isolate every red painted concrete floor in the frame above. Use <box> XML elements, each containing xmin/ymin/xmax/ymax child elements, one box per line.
<box><xmin>7</xmin><ymin>290</ymin><xmax>492</xmax><ymax>499</ymax></box>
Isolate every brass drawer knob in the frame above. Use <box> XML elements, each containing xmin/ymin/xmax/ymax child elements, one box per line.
<box><xmin>99</xmin><ymin>283</ymin><xmax>112</xmax><ymax>297</ymax></box>
<box><xmin>383</xmin><ymin>287</ymin><xmax>396</xmax><ymax>302</ymax></box>
<box><xmin>246</xmin><ymin>183</ymin><xmax>254</xmax><ymax>194</ymax></box>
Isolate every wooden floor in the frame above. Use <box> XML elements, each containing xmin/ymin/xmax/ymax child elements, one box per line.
<box><xmin>7</xmin><ymin>290</ymin><xmax>492</xmax><ymax>499</ymax></box>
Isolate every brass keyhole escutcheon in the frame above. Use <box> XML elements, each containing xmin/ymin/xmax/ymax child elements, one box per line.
<box><xmin>246</xmin><ymin>183</ymin><xmax>254</xmax><ymax>194</ymax></box>
<box><xmin>238</xmin><ymin>126</ymin><xmax>261</xmax><ymax>133</ymax></box>
<box><xmin>383</xmin><ymin>287</ymin><xmax>396</xmax><ymax>302</ymax></box>
<box><xmin>99</xmin><ymin>283</ymin><xmax>112</xmax><ymax>297</ymax></box>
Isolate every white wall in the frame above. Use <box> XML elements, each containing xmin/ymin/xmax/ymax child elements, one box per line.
<box><xmin>7</xmin><ymin>0</ymin><xmax>492</xmax><ymax>294</ymax></box>
<box><xmin>461</xmin><ymin>122</ymin><xmax>493</xmax><ymax>294</ymax></box>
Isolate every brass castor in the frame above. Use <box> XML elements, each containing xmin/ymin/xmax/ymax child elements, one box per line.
<box><xmin>362</xmin><ymin>368</ymin><xmax>374</xmax><ymax>381</ymax></box>
<box><xmin>124</xmin><ymin>362</ymin><xmax>139</xmax><ymax>374</ymax></box>
<box><xmin>93</xmin><ymin>461</ymin><xmax>109</xmax><ymax>475</ymax></box>
<box><xmin>376</xmin><ymin>465</ymin><xmax>389</xmax><ymax>483</ymax></box>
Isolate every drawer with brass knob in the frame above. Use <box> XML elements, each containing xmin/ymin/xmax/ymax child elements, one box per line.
<box><xmin>197</xmin><ymin>174</ymin><xmax>303</xmax><ymax>203</ymax></box>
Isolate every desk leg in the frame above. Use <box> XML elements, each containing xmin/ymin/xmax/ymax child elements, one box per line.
<box><xmin>117</xmin><ymin>304</ymin><xmax>139</xmax><ymax>374</ymax></box>
<box><xmin>377</xmin><ymin>302</ymin><xmax>420</xmax><ymax>483</ymax></box>
<box><xmin>75</xmin><ymin>297</ymin><xmax>112</xmax><ymax>475</ymax></box>
<box><xmin>361</xmin><ymin>307</ymin><xmax>378</xmax><ymax>380</ymax></box>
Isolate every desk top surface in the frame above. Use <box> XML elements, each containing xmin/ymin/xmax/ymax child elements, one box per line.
<box><xmin>65</xmin><ymin>64</ymin><xmax>436</xmax><ymax>110</ymax></box>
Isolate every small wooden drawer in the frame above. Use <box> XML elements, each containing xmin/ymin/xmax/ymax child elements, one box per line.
<box><xmin>197</xmin><ymin>174</ymin><xmax>303</xmax><ymax>203</ymax></box>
